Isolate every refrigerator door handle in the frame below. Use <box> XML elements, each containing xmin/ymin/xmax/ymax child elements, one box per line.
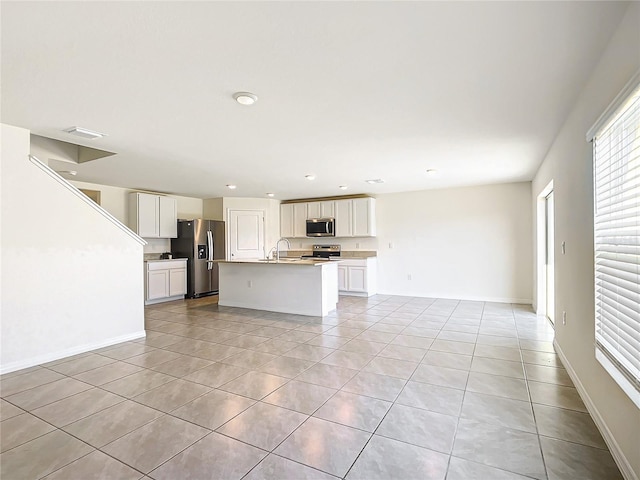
<box><xmin>207</xmin><ymin>230</ymin><xmax>214</xmax><ymax>270</ymax></box>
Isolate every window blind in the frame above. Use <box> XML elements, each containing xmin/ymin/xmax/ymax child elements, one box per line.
<box><xmin>593</xmin><ymin>83</ymin><xmax>640</xmax><ymax>408</ymax></box>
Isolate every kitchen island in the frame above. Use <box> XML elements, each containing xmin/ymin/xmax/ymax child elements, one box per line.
<box><xmin>217</xmin><ymin>259</ymin><xmax>339</xmax><ymax>317</ymax></box>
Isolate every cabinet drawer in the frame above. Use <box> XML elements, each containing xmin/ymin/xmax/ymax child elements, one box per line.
<box><xmin>147</xmin><ymin>260</ymin><xmax>186</xmax><ymax>271</ymax></box>
<box><xmin>337</xmin><ymin>259</ymin><xmax>367</xmax><ymax>267</ymax></box>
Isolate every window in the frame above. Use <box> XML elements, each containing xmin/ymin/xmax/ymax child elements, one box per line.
<box><xmin>590</xmin><ymin>73</ymin><xmax>640</xmax><ymax>408</ymax></box>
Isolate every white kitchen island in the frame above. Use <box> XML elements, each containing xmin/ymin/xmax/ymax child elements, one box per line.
<box><xmin>217</xmin><ymin>259</ymin><xmax>339</xmax><ymax>317</ymax></box>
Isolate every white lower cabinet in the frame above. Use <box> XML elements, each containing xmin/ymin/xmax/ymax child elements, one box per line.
<box><xmin>337</xmin><ymin>258</ymin><xmax>377</xmax><ymax>297</ymax></box>
<box><xmin>145</xmin><ymin>259</ymin><xmax>187</xmax><ymax>304</ymax></box>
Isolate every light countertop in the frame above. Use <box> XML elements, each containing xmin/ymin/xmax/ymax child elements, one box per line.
<box><xmin>144</xmin><ymin>258</ymin><xmax>187</xmax><ymax>263</ymax></box>
<box><xmin>216</xmin><ymin>258</ymin><xmax>338</xmax><ymax>266</ymax></box>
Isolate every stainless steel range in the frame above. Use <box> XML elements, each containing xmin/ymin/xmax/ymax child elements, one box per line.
<box><xmin>302</xmin><ymin>244</ymin><xmax>341</xmax><ymax>259</ymax></box>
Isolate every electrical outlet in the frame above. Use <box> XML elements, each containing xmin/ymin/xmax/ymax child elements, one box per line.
<box><xmin>248</xmin><ymin>280</ymin><xmax>253</xmax><ymax>288</ymax></box>
<box><xmin>389</xmin><ymin>242</ymin><xmax>393</xmax><ymax>249</ymax></box>
<box><xmin>562</xmin><ymin>311</ymin><xmax>566</xmax><ymax>325</ymax></box>
<box><xmin>356</xmin><ymin>243</ymin><xmax>360</xmax><ymax>249</ymax></box>
<box><xmin>407</xmin><ymin>274</ymin><xmax>412</xmax><ymax>280</ymax></box>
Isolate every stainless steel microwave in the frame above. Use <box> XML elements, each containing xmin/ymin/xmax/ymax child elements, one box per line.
<box><xmin>306</xmin><ymin>218</ymin><xmax>335</xmax><ymax>237</ymax></box>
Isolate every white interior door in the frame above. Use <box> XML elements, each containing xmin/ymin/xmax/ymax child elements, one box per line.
<box><xmin>545</xmin><ymin>191</ymin><xmax>555</xmax><ymax>324</ymax></box>
<box><xmin>228</xmin><ymin>209</ymin><xmax>265</xmax><ymax>259</ymax></box>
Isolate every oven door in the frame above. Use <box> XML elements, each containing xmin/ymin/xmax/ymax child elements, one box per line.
<box><xmin>306</xmin><ymin>218</ymin><xmax>335</xmax><ymax>237</ymax></box>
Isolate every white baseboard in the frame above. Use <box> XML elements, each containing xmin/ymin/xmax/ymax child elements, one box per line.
<box><xmin>376</xmin><ymin>291</ymin><xmax>532</xmax><ymax>305</ymax></box>
<box><xmin>0</xmin><ymin>331</ymin><xmax>146</xmax><ymax>375</ymax></box>
<box><xmin>553</xmin><ymin>340</ymin><xmax>638</xmax><ymax>480</ymax></box>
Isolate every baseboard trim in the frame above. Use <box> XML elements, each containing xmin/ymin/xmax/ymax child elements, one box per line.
<box><xmin>0</xmin><ymin>331</ymin><xmax>147</xmax><ymax>375</ymax></box>
<box><xmin>553</xmin><ymin>339</ymin><xmax>638</xmax><ymax>480</ymax></box>
<box><xmin>376</xmin><ymin>291</ymin><xmax>532</xmax><ymax>305</ymax></box>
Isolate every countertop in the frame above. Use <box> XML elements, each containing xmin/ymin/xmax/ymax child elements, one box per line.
<box><xmin>285</xmin><ymin>250</ymin><xmax>377</xmax><ymax>258</ymax></box>
<box><xmin>216</xmin><ymin>258</ymin><xmax>339</xmax><ymax>266</ymax></box>
<box><xmin>144</xmin><ymin>258</ymin><xmax>187</xmax><ymax>263</ymax></box>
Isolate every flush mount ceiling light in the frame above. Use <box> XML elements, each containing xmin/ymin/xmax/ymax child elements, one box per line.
<box><xmin>266</xmin><ymin>193</ymin><xmax>275</xmax><ymax>197</ymax></box>
<box><xmin>339</xmin><ymin>185</ymin><xmax>348</xmax><ymax>190</ymax></box>
<box><xmin>226</xmin><ymin>184</ymin><xmax>237</xmax><ymax>189</ymax></box>
<box><xmin>366</xmin><ymin>179</ymin><xmax>385</xmax><ymax>184</ymax></box>
<box><xmin>305</xmin><ymin>174</ymin><xmax>316</xmax><ymax>180</ymax></box>
<box><xmin>426</xmin><ymin>169</ymin><xmax>438</xmax><ymax>175</ymax></box>
<box><xmin>62</xmin><ymin>126</ymin><xmax>107</xmax><ymax>139</ymax></box>
<box><xmin>233</xmin><ymin>92</ymin><xmax>258</xmax><ymax>105</ymax></box>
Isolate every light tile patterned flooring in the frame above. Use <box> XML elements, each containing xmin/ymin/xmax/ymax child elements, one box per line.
<box><xmin>0</xmin><ymin>295</ymin><xmax>624</xmax><ymax>479</ymax></box>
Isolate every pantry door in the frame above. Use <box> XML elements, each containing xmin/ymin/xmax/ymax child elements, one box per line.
<box><xmin>228</xmin><ymin>209</ymin><xmax>265</xmax><ymax>260</ymax></box>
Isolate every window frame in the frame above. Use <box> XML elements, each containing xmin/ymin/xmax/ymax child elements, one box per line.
<box><xmin>588</xmin><ymin>70</ymin><xmax>640</xmax><ymax>409</ymax></box>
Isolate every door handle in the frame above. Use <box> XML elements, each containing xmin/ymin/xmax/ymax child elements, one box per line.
<box><xmin>207</xmin><ymin>231</ymin><xmax>214</xmax><ymax>270</ymax></box>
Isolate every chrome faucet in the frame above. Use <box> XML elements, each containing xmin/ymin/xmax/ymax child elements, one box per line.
<box><xmin>276</xmin><ymin>237</ymin><xmax>291</xmax><ymax>261</ymax></box>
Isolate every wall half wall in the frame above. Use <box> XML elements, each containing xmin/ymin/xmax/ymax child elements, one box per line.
<box><xmin>1</xmin><ymin>124</ymin><xmax>146</xmax><ymax>373</ymax></box>
<box><xmin>531</xmin><ymin>3</ymin><xmax>640</xmax><ymax>478</ymax></box>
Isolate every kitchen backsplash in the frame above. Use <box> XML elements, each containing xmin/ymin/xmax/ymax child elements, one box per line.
<box><xmin>143</xmin><ymin>237</ymin><xmax>171</xmax><ymax>255</ymax></box>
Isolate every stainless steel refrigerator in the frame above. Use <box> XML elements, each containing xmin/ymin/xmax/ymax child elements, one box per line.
<box><xmin>171</xmin><ymin>219</ymin><xmax>225</xmax><ymax>298</ymax></box>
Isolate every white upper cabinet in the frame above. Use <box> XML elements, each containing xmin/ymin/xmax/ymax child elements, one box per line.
<box><xmin>129</xmin><ymin>192</ymin><xmax>178</xmax><ymax>238</ymax></box>
<box><xmin>352</xmin><ymin>197</ymin><xmax>376</xmax><ymax>237</ymax></box>
<box><xmin>307</xmin><ymin>201</ymin><xmax>335</xmax><ymax>219</ymax></box>
<box><xmin>159</xmin><ymin>195</ymin><xmax>177</xmax><ymax>238</ymax></box>
<box><xmin>293</xmin><ymin>203</ymin><xmax>308</xmax><ymax>238</ymax></box>
<box><xmin>280</xmin><ymin>197</ymin><xmax>375</xmax><ymax>238</ymax></box>
<box><xmin>334</xmin><ymin>199</ymin><xmax>353</xmax><ymax>237</ymax></box>
<box><xmin>280</xmin><ymin>203</ymin><xmax>294</xmax><ymax>238</ymax></box>
<box><xmin>280</xmin><ymin>203</ymin><xmax>308</xmax><ymax>238</ymax></box>
<box><xmin>307</xmin><ymin>202</ymin><xmax>321</xmax><ymax>219</ymax></box>
<box><xmin>136</xmin><ymin>193</ymin><xmax>159</xmax><ymax>237</ymax></box>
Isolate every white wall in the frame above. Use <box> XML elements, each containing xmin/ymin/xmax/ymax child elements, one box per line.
<box><xmin>1</xmin><ymin>124</ymin><xmax>146</xmax><ymax>373</ymax></box>
<box><xmin>374</xmin><ymin>183</ymin><xmax>532</xmax><ymax>302</ymax></box>
<box><xmin>71</xmin><ymin>180</ymin><xmax>203</xmax><ymax>254</ymax></box>
<box><xmin>207</xmin><ymin>197</ymin><xmax>280</xmax><ymax>259</ymax></box>
<box><xmin>531</xmin><ymin>4</ymin><xmax>640</xmax><ymax>478</ymax></box>
<box><xmin>203</xmin><ymin>197</ymin><xmax>223</xmax><ymax>220</ymax></box>
<box><xmin>292</xmin><ymin>184</ymin><xmax>532</xmax><ymax>303</ymax></box>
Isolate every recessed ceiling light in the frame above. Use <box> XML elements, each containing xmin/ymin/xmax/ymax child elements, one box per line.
<box><xmin>339</xmin><ymin>185</ymin><xmax>348</xmax><ymax>190</ymax></box>
<box><xmin>62</xmin><ymin>126</ymin><xmax>107</xmax><ymax>139</ymax></box>
<box><xmin>366</xmin><ymin>179</ymin><xmax>385</xmax><ymax>184</ymax></box>
<box><xmin>226</xmin><ymin>184</ymin><xmax>237</xmax><ymax>189</ymax></box>
<box><xmin>58</xmin><ymin>170</ymin><xmax>77</xmax><ymax>176</ymax></box>
<box><xmin>233</xmin><ymin>92</ymin><xmax>258</xmax><ymax>105</ymax></box>
<box><xmin>426</xmin><ymin>169</ymin><xmax>438</xmax><ymax>175</ymax></box>
<box><xmin>266</xmin><ymin>193</ymin><xmax>275</xmax><ymax>197</ymax></box>
<box><xmin>305</xmin><ymin>174</ymin><xmax>316</xmax><ymax>180</ymax></box>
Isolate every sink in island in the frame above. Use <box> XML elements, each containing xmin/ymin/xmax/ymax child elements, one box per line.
<box><xmin>217</xmin><ymin>259</ymin><xmax>339</xmax><ymax>317</ymax></box>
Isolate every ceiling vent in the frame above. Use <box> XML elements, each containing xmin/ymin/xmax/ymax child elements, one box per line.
<box><xmin>63</xmin><ymin>126</ymin><xmax>107</xmax><ymax>139</ymax></box>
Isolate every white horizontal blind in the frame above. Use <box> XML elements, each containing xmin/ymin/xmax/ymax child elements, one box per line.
<box><xmin>593</xmin><ymin>83</ymin><xmax>640</xmax><ymax>407</ymax></box>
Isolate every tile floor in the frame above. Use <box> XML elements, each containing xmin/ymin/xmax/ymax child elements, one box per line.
<box><xmin>0</xmin><ymin>295</ymin><xmax>624</xmax><ymax>480</ymax></box>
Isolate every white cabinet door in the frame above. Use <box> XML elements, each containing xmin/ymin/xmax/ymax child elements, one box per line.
<box><xmin>159</xmin><ymin>196</ymin><xmax>177</xmax><ymax>238</ymax></box>
<box><xmin>321</xmin><ymin>201</ymin><xmax>335</xmax><ymax>218</ymax></box>
<box><xmin>137</xmin><ymin>194</ymin><xmax>159</xmax><ymax>237</ymax></box>
<box><xmin>169</xmin><ymin>268</ymin><xmax>187</xmax><ymax>296</ymax></box>
<box><xmin>347</xmin><ymin>266</ymin><xmax>367</xmax><ymax>292</ymax></box>
<box><xmin>130</xmin><ymin>193</ymin><xmax>178</xmax><ymax>238</ymax></box>
<box><xmin>338</xmin><ymin>265</ymin><xmax>347</xmax><ymax>291</ymax></box>
<box><xmin>293</xmin><ymin>203</ymin><xmax>308</xmax><ymax>238</ymax></box>
<box><xmin>309</xmin><ymin>201</ymin><xmax>334</xmax><ymax>219</ymax></box>
<box><xmin>307</xmin><ymin>202</ymin><xmax>321</xmax><ymax>219</ymax></box>
<box><xmin>335</xmin><ymin>200</ymin><xmax>352</xmax><ymax>237</ymax></box>
<box><xmin>147</xmin><ymin>270</ymin><xmax>169</xmax><ymax>300</ymax></box>
<box><xmin>280</xmin><ymin>204</ymin><xmax>294</xmax><ymax>238</ymax></box>
<box><xmin>352</xmin><ymin>197</ymin><xmax>375</xmax><ymax>237</ymax></box>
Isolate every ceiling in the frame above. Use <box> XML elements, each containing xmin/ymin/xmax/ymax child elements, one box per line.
<box><xmin>1</xmin><ymin>1</ymin><xmax>629</xmax><ymax>200</ymax></box>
